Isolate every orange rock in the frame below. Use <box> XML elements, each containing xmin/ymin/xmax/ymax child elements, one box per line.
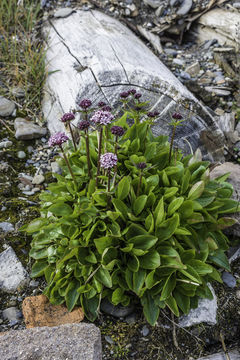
<box><xmin>22</xmin><ymin>295</ymin><xmax>84</xmax><ymax>328</ymax></box>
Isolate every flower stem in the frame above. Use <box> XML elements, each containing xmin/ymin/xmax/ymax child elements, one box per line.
<box><xmin>107</xmin><ymin>169</ymin><xmax>111</xmax><ymax>207</ymax></box>
<box><xmin>113</xmin><ymin>135</ymin><xmax>118</xmax><ymax>186</ymax></box>
<box><xmin>137</xmin><ymin>171</ymin><xmax>142</xmax><ymax>197</ymax></box>
<box><xmin>69</xmin><ymin>123</ymin><xmax>77</xmax><ymax>151</ymax></box>
<box><xmin>59</xmin><ymin>144</ymin><xmax>78</xmax><ymax>190</ymax></box>
<box><xmin>96</xmin><ymin>127</ymin><xmax>103</xmax><ymax>187</ymax></box>
<box><xmin>169</xmin><ymin>124</ymin><xmax>176</xmax><ymax>164</ymax></box>
<box><xmin>85</xmin><ymin>129</ymin><xmax>91</xmax><ymax>178</ymax></box>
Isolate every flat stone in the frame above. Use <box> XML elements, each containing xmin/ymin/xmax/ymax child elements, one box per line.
<box><xmin>197</xmin><ymin>349</ymin><xmax>240</xmax><ymax>360</ymax></box>
<box><xmin>2</xmin><ymin>307</ymin><xmax>22</xmax><ymax>322</ymax></box>
<box><xmin>179</xmin><ymin>284</ymin><xmax>217</xmax><ymax>327</ymax></box>
<box><xmin>222</xmin><ymin>271</ymin><xmax>237</xmax><ymax>288</ymax></box>
<box><xmin>185</xmin><ymin>61</ymin><xmax>200</xmax><ymax>77</ymax></box>
<box><xmin>32</xmin><ymin>174</ymin><xmax>45</xmax><ymax>185</ymax></box>
<box><xmin>100</xmin><ymin>298</ymin><xmax>134</xmax><ymax>318</ymax></box>
<box><xmin>14</xmin><ymin>117</ymin><xmax>47</xmax><ymax>140</ymax></box>
<box><xmin>54</xmin><ymin>8</ymin><xmax>75</xmax><ymax>18</ymax></box>
<box><xmin>205</xmin><ymin>87</ymin><xmax>231</xmax><ymax>96</ymax></box>
<box><xmin>177</xmin><ymin>0</ymin><xmax>192</xmax><ymax>16</ymax></box>
<box><xmin>173</xmin><ymin>58</ymin><xmax>185</xmax><ymax>66</ymax></box>
<box><xmin>22</xmin><ymin>295</ymin><xmax>84</xmax><ymax>328</ymax></box>
<box><xmin>0</xmin><ymin>247</ymin><xmax>29</xmax><ymax>293</ymax></box>
<box><xmin>143</xmin><ymin>0</ymin><xmax>162</xmax><ymax>8</ymax></box>
<box><xmin>0</xmin><ymin>323</ymin><xmax>102</xmax><ymax>360</ymax></box>
<box><xmin>17</xmin><ymin>150</ymin><xmax>26</xmax><ymax>159</ymax></box>
<box><xmin>0</xmin><ymin>140</ymin><xmax>13</xmax><ymax>149</ymax></box>
<box><xmin>0</xmin><ymin>96</ymin><xmax>15</xmax><ymax>117</ymax></box>
<box><xmin>0</xmin><ymin>222</ymin><xmax>14</xmax><ymax>233</ymax></box>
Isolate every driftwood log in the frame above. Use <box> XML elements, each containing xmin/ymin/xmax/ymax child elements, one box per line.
<box><xmin>42</xmin><ymin>9</ymin><xmax>224</xmax><ymax>160</ymax></box>
<box><xmin>194</xmin><ymin>8</ymin><xmax>240</xmax><ymax>47</ymax></box>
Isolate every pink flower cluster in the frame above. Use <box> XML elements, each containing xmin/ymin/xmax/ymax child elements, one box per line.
<box><xmin>100</xmin><ymin>153</ymin><xmax>118</xmax><ymax>169</ymax></box>
<box><xmin>90</xmin><ymin>110</ymin><xmax>114</xmax><ymax>126</ymax></box>
<box><xmin>48</xmin><ymin>132</ymin><xmax>69</xmax><ymax>147</ymax></box>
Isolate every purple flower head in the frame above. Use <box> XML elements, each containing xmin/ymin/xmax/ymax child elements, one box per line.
<box><xmin>111</xmin><ymin>126</ymin><xmax>125</xmax><ymax>137</ymax></box>
<box><xmin>147</xmin><ymin>111</ymin><xmax>159</xmax><ymax>118</ymax></box>
<box><xmin>172</xmin><ymin>112</ymin><xmax>183</xmax><ymax>120</ymax></box>
<box><xmin>48</xmin><ymin>132</ymin><xmax>69</xmax><ymax>147</ymax></box>
<box><xmin>101</xmin><ymin>105</ymin><xmax>112</xmax><ymax>112</ymax></box>
<box><xmin>98</xmin><ymin>101</ymin><xmax>106</xmax><ymax>107</ymax></box>
<box><xmin>137</xmin><ymin>162</ymin><xmax>147</xmax><ymax>170</ymax></box>
<box><xmin>100</xmin><ymin>152</ymin><xmax>118</xmax><ymax>169</ymax></box>
<box><xmin>91</xmin><ymin>110</ymin><xmax>114</xmax><ymax>126</ymax></box>
<box><xmin>120</xmin><ymin>91</ymin><xmax>129</xmax><ymax>99</ymax></box>
<box><xmin>135</xmin><ymin>93</ymin><xmax>142</xmax><ymax>100</ymax></box>
<box><xmin>79</xmin><ymin>99</ymin><xmax>92</xmax><ymax>110</ymax></box>
<box><xmin>128</xmin><ymin>89</ymin><xmax>136</xmax><ymax>95</ymax></box>
<box><xmin>61</xmin><ymin>112</ymin><xmax>75</xmax><ymax>123</ymax></box>
<box><xmin>77</xmin><ymin>120</ymin><xmax>90</xmax><ymax>131</ymax></box>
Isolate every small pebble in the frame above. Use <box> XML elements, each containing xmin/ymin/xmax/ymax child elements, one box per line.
<box><xmin>32</xmin><ymin>174</ymin><xmax>45</xmax><ymax>185</ymax></box>
<box><xmin>17</xmin><ymin>151</ymin><xmax>26</xmax><ymax>159</ymax></box>
<box><xmin>141</xmin><ymin>325</ymin><xmax>150</xmax><ymax>336</ymax></box>
<box><xmin>222</xmin><ymin>272</ymin><xmax>237</xmax><ymax>288</ymax></box>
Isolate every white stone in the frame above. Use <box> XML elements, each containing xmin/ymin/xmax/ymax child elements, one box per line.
<box><xmin>0</xmin><ymin>247</ymin><xmax>29</xmax><ymax>293</ymax></box>
<box><xmin>177</xmin><ymin>0</ymin><xmax>192</xmax><ymax>16</ymax></box>
<box><xmin>185</xmin><ymin>61</ymin><xmax>200</xmax><ymax>77</ymax></box>
<box><xmin>205</xmin><ymin>87</ymin><xmax>231</xmax><ymax>96</ymax></box>
<box><xmin>179</xmin><ymin>284</ymin><xmax>217</xmax><ymax>327</ymax></box>
<box><xmin>2</xmin><ymin>307</ymin><xmax>22</xmax><ymax>321</ymax></box>
<box><xmin>32</xmin><ymin>174</ymin><xmax>45</xmax><ymax>185</ymax></box>
<box><xmin>197</xmin><ymin>349</ymin><xmax>240</xmax><ymax>360</ymax></box>
<box><xmin>0</xmin><ymin>222</ymin><xmax>14</xmax><ymax>233</ymax></box>
<box><xmin>0</xmin><ymin>140</ymin><xmax>13</xmax><ymax>149</ymax></box>
<box><xmin>14</xmin><ymin>117</ymin><xmax>47</xmax><ymax>140</ymax></box>
<box><xmin>17</xmin><ymin>151</ymin><xmax>26</xmax><ymax>159</ymax></box>
<box><xmin>143</xmin><ymin>0</ymin><xmax>162</xmax><ymax>9</ymax></box>
<box><xmin>54</xmin><ymin>8</ymin><xmax>75</xmax><ymax>18</ymax></box>
<box><xmin>0</xmin><ymin>96</ymin><xmax>15</xmax><ymax>117</ymax></box>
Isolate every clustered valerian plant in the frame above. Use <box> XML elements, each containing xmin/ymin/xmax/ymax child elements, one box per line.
<box><xmin>23</xmin><ymin>90</ymin><xmax>239</xmax><ymax>326</ymax></box>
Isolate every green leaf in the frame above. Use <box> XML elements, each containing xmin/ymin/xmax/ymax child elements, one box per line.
<box><xmin>165</xmin><ymin>295</ymin><xmax>179</xmax><ymax>316</ymax></box>
<box><xmin>156</xmin><ymin>214</ymin><xmax>179</xmax><ymax>241</ymax></box>
<box><xmin>174</xmin><ymin>290</ymin><xmax>190</xmax><ymax>314</ymax></box>
<box><xmin>26</xmin><ymin>218</ymin><xmax>47</xmax><ymax>233</ymax></box>
<box><xmin>66</xmin><ymin>279</ymin><xmax>80</xmax><ymax>311</ymax></box>
<box><xmin>168</xmin><ymin>197</ymin><xmax>184</xmax><ymax>216</ymax></box>
<box><xmin>129</xmin><ymin>235</ymin><xmax>158</xmax><ymax>250</ymax></box>
<box><xmin>154</xmin><ymin>197</ymin><xmax>165</xmax><ymax>227</ymax></box>
<box><xmin>145</xmin><ymin>212</ymin><xmax>154</xmax><ymax>233</ymax></box>
<box><xmin>133</xmin><ymin>195</ymin><xmax>148</xmax><ymax>216</ymax></box>
<box><xmin>81</xmin><ymin>294</ymin><xmax>99</xmax><ymax>322</ymax></box>
<box><xmin>181</xmin><ymin>169</ymin><xmax>191</xmax><ymax>194</ymax></box>
<box><xmin>187</xmin><ymin>260</ymin><xmax>213</xmax><ymax>275</ymax></box>
<box><xmin>180</xmin><ymin>265</ymin><xmax>202</xmax><ymax>284</ymax></box>
<box><xmin>141</xmin><ymin>293</ymin><xmax>160</xmax><ymax>326</ymax></box>
<box><xmin>31</xmin><ymin>261</ymin><xmax>48</xmax><ymax>277</ymax></box>
<box><xmin>208</xmin><ymin>250</ymin><xmax>230</xmax><ymax>271</ymax></box>
<box><xmin>208</xmin><ymin>266</ymin><xmax>223</xmax><ymax>283</ymax></box>
<box><xmin>133</xmin><ymin>269</ymin><xmax>146</xmax><ymax>295</ymax></box>
<box><xmin>188</xmin><ymin>181</ymin><xmax>205</xmax><ymax>200</ymax></box>
<box><xmin>140</xmin><ymin>250</ymin><xmax>160</xmax><ymax>269</ymax></box>
<box><xmin>117</xmin><ymin>176</ymin><xmax>130</xmax><ymax>200</ymax></box>
<box><xmin>160</xmin><ymin>273</ymin><xmax>176</xmax><ymax>300</ymax></box>
<box><xmin>112</xmin><ymin>198</ymin><xmax>129</xmax><ymax>220</ymax></box>
<box><xmin>112</xmin><ymin>288</ymin><xmax>125</xmax><ymax>305</ymax></box>
<box><xmin>94</xmin><ymin>237</ymin><xmax>113</xmax><ymax>254</ymax></box>
<box><xmin>95</xmin><ymin>267</ymin><xmax>112</xmax><ymax>287</ymax></box>
<box><xmin>48</xmin><ymin>203</ymin><xmax>73</xmax><ymax>216</ymax></box>
<box><xmin>127</xmin><ymin>255</ymin><xmax>140</xmax><ymax>272</ymax></box>
<box><xmin>145</xmin><ymin>270</ymin><xmax>157</xmax><ymax>289</ymax></box>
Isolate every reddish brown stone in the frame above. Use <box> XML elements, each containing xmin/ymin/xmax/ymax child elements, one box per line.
<box><xmin>22</xmin><ymin>295</ymin><xmax>84</xmax><ymax>328</ymax></box>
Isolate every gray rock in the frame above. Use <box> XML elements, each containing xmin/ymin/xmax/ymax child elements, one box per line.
<box><xmin>14</xmin><ymin>118</ymin><xmax>47</xmax><ymax>140</ymax></box>
<box><xmin>143</xmin><ymin>0</ymin><xmax>162</xmax><ymax>9</ymax></box>
<box><xmin>0</xmin><ymin>140</ymin><xmax>13</xmax><ymax>149</ymax></box>
<box><xmin>222</xmin><ymin>271</ymin><xmax>237</xmax><ymax>288</ymax></box>
<box><xmin>51</xmin><ymin>161</ymin><xmax>62</xmax><ymax>175</ymax></box>
<box><xmin>173</xmin><ymin>58</ymin><xmax>185</xmax><ymax>66</ymax></box>
<box><xmin>155</xmin><ymin>5</ymin><xmax>164</xmax><ymax>17</ymax></box>
<box><xmin>0</xmin><ymin>247</ymin><xmax>29</xmax><ymax>293</ymax></box>
<box><xmin>54</xmin><ymin>8</ymin><xmax>75</xmax><ymax>18</ymax></box>
<box><xmin>141</xmin><ymin>325</ymin><xmax>150</xmax><ymax>336</ymax></box>
<box><xmin>185</xmin><ymin>61</ymin><xmax>200</xmax><ymax>77</ymax></box>
<box><xmin>233</xmin><ymin>2</ymin><xmax>240</xmax><ymax>8</ymax></box>
<box><xmin>205</xmin><ymin>87</ymin><xmax>231</xmax><ymax>97</ymax></box>
<box><xmin>101</xmin><ymin>298</ymin><xmax>134</xmax><ymax>318</ymax></box>
<box><xmin>229</xmin><ymin>247</ymin><xmax>240</xmax><ymax>264</ymax></box>
<box><xmin>17</xmin><ymin>151</ymin><xmax>26</xmax><ymax>159</ymax></box>
<box><xmin>179</xmin><ymin>284</ymin><xmax>217</xmax><ymax>327</ymax></box>
<box><xmin>29</xmin><ymin>280</ymin><xmax>39</xmax><ymax>288</ymax></box>
<box><xmin>2</xmin><ymin>307</ymin><xmax>22</xmax><ymax>322</ymax></box>
<box><xmin>0</xmin><ymin>222</ymin><xmax>14</xmax><ymax>233</ymax></box>
<box><xmin>0</xmin><ymin>323</ymin><xmax>102</xmax><ymax>360</ymax></box>
<box><xmin>164</xmin><ymin>48</ymin><xmax>178</xmax><ymax>56</ymax></box>
<box><xmin>179</xmin><ymin>71</ymin><xmax>191</xmax><ymax>80</ymax></box>
<box><xmin>177</xmin><ymin>0</ymin><xmax>192</xmax><ymax>16</ymax></box>
<box><xmin>0</xmin><ymin>96</ymin><xmax>15</xmax><ymax>117</ymax></box>
<box><xmin>197</xmin><ymin>349</ymin><xmax>240</xmax><ymax>359</ymax></box>
<box><xmin>32</xmin><ymin>174</ymin><xmax>45</xmax><ymax>185</ymax></box>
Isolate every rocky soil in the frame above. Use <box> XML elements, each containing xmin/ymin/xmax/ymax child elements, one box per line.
<box><xmin>1</xmin><ymin>0</ymin><xmax>240</xmax><ymax>359</ymax></box>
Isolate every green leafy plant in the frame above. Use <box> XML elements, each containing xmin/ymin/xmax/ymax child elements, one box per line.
<box><xmin>23</xmin><ymin>91</ymin><xmax>239</xmax><ymax>325</ymax></box>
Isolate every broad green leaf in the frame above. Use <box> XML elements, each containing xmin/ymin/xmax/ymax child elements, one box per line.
<box><xmin>140</xmin><ymin>250</ymin><xmax>160</xmax><ymax>269</ymax></box>
<box><xmin>127</xmin><ymin>255</ymin><xmax>140</xmax><ymax>272</ymax></box>
<box><xmin>217</xmin><ymin>217</ymin><xmax>236</xmax><ymax>230</ymax></box>
<box><xmin>26</xmin><ymin>218</ymin><xmax>47</xmax><ymax>233</ymax></box>
<box><xmin>133</xmin><ymin>269</ymin><xmax>146</xmax><ymax>295</ymax></box>
<box><xmin>66</xmin><ymin>279</ymin><xmax>80</xmax><ymax>311</ymax></box>
<box><xmin>188</xmin><ymin>181</ymin><xmax>205</xmax><ymax>200</ymax></box>
<box><xmin>145</xmin><ymin>212</ymin><xmax>154</xmax><ymax>233</ymax></box>
<box><xmin>48</xmin><ymin>203</ymin><xmax>73</xmax><ymax>216</ymax></box>
<box><xmin>187</xmin><ymin>260</ymin><xmax>213</xmax><ymax>275</ymax></box>
<box><xmin>95</xmin><ymin>267</ymin><xmax>112</xmax><ymax>287</ymax></box>
<box><xmin>112</xmin><ymin>199</ymin><xmax>129</xmax><ymax>220</ymax></box>
<box><xmin>141</xmin><ymin>293</ymin><xmax>160</xmax><ymax>326</ymax></box>
<box><xmin>29</xmin><ymin>247</ymin><xmax>48</xmax><ymax>260</ymax></box>
<box><xmin>208</xmin><ymin>266</ymin><xmax>223</xmax><ymax>283</ymax></box>
<box><xmin>174</xmin><ymin>227</ymin><xmax>191</xmax><ymax>235</ymax></box>
<box><xmin>144</xmin><ymin>143</ymin><xmax>156</xmax><ymax>161</ymax></box>
<box><xmin>180</xmin><ymin>265</ymin><xmax>202</xmax><ymax>284</ymax></box>
<box><xmin>145</xmin><ymin>270</ymin><xmax>157</xmax><ymax>289</ymax></box>
<box><xmin>179</xmin><ymin>200</ymin><xmax>194</xmax><ymax>218</ymax></box>
<box><xmin>31</xmin><ymin>261</ymin><xmax>48</xmax><ymax>277</ymax></box>
<box><xmin>81</xmin><ymin>294</ymin><xmax>99</xmax><ymax>322</ymax></box>
<box><xmin>112</xmin><ymin>288</ymin><xmax>125</xmax><ymax>305</ymax></box>
<box><xmin>174</xmin><ymin>290</ymin><xmax>190</xmax><ymax>314</ymax></box>
<box><xmin>181</xmin><ymin>169</ymin><xmax>191</xmax><ymax>194</ymax></box>
<box><xmin>125</xmin><ymin>268</ymin><xmax>133</xmax><ymax>290</ymax></box>
<box><xmin>129</xmin><ymin>235</ymin><xmax>158</xmax><ymax>250</ymax></box>
<box><xmin>165</xmin><ymin>295</ymin><xmax>179</xmax><ymax>316</ymax></box>
<box><xmin>156</xmin><ymin>214</ymin><xmax>179</xmax><ymax>241</ymax></box>
<box><xmin>160</xmin><ymin>273</ymin><xmax>176</xmax><ymax>300</ymax></box>
<box><xmin>117</xmin><ymin>176</ymin><xmax>130</xmax><ymax>200</ymax></box>
<box><xmin>168</xmin><ymin>197</ymin><xmax>184</xmax><ymax>216</ymax></box>
<box><xmin>154</xmin><ymin>197</ymin><xmax>165</xmax><ymax>227</ymax></box>
<box><xmin>94</xmin><ymin>237</ymin><xmax>113</xmax><ymax>254</ymax></box>
<box><xmin>133</xmin><ymin>195</ymin><xmax>148</xmax><ymax>216</ymax></box>
<box><xmin>208</xmin><ymin>250</ymin><xmax>230</xmax><ymax>271</ymax></box>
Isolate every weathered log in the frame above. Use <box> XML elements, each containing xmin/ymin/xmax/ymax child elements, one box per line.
<box><xmin>42</xmin><ymin>9</ymin><xmax>224</xmax><ymax>160</ymax></box>
<box><xmin>194</xmin><ymin>8</ymin><xmax>240</xmax><ymax>47</ymax></box>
